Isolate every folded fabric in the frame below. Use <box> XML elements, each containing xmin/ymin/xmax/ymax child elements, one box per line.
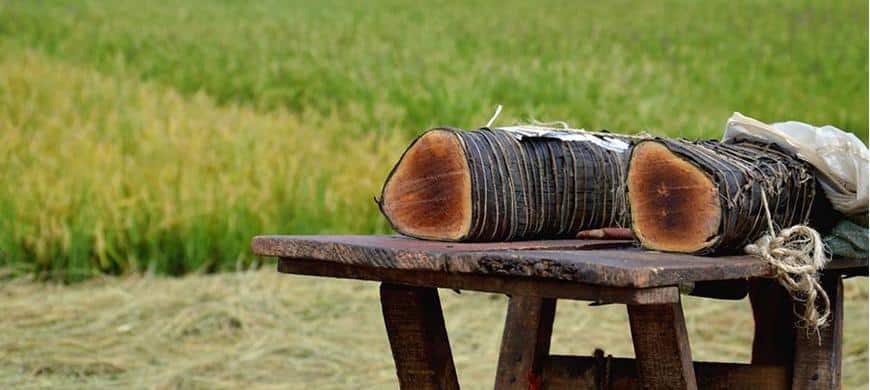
<box><xmin>824</xmin><ymin>220</ymin><xmax>869</xmax><ymax>260</ymax></box>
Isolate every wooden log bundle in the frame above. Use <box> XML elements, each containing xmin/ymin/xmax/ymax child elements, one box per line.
<box><xmin>379</xmin><ymin>126</ymin><xmax>830</xmax><ymax>254</ymax></box>
<box><xmin>378</xmin><ymin>127</ymin><xmax>630</xmax><ymax>241</ymax></box>
<box><xmin>626</xmin><ymin>139</ymin><xmax>823</xmax><ymax>254</ymax></box>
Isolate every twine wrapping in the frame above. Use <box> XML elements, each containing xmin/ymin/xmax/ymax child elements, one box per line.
<box><xmin>744</xmin><ymin>190</ymin><xmax>831</xmax><ymax>337</ymax></box>
<box><xmin>455</xmin><ymin>127</ymin><xmax>629</xmax><ymax>241</ymax></box>
<box><xmin>640</xmin><ymin>139</ymin><xmax>818</xmax><ymax>254</ymax></box>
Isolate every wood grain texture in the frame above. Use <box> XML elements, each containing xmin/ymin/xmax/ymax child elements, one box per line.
<box><xmin>380</xmin><ymin>284</ymin><xmax>459</xmax><ymax>390</ymax></box>
<box><xmin>494</xmin><ymin>296</ymin><xmax>556</xmax><ymax>389</ymax></box>
<box><xmin>254</xmin><ymin>235</ymin><xmax>867</xmax><ymax>287</ymax></box>
<box><xmin>792</xmin><ymin>274</ymin><xmax>844</xmax><ymax>390</ymax></box>
<box><xmin>278</xmin><ymin>258</ymin><xmax>679</xmax><ymax>304</ymax></box>
<box><xmin>627</xmin><ymin>300</ymin><xmax>698</xmax><ymax>389</ymax></box>
<box><xmin>627</xmin><ymin>139</ymin><xmax>820</xmax><ymax>254</ymax></box>
<box><xmin>542</xmin><ymin>355</ymin><xmax>789</xmax><ymax>390</ymax></box>
<box><xmin>627</xmin><ymin>141</ymin><xmax>721</xmax><ymax>253</ymax></box>
<box><xmin>379</xmin><ymin>129</ymin><xmax>473</xmax><ymax>241</ymax></box>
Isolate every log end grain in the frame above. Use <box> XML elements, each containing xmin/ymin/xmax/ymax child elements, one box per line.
<box><xmin>379</xmin><ymin>129</ymin><xmax>472</xmax><ymax>241</ymax></box>
<box><xmin>627</xmin><ymin>141</ymin><xmax>722</xmax><ymax>253</ymax></box>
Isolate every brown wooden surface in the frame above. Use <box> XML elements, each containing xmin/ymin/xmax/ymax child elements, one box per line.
<box><xmin>255</xmin><ymin>235</ymin><xmax>866</xmax><ymax>288</ymax></box>
<box><xmin>494</xmin><ymin>296</ymin><xmax>556</xmax><ymax>389</ymax></box>
<box><xmin>749</xmin><ymin>279</ymin><xmax>796</xmax><ymax>367</ymax></box>
<box><xmin>792</xmin><ymin>274</ymin><xmax>844</xmax><ymax>390</ymax></box>
<box><xmin>542</xmin><ymin>355</ymin><xmax>789</xmax><ymax>389</ymax></box>
<box><xmin>627</xmin><ymin>300</ymin><xmax>698</xmax><ymax>389</ymax></box>
<box><xmin>380</xmin><ymin>284</ymin><xmax>459</xmax><ymax>390</ymax></box>
<box><xmin>253</xmin><ymin>235</ymin><xmax>869</xmax><ymax>390</ymax></box>
<box><xmin>278</xmin><ymin>258</ymin><xmax>679</xmax><ymax>304</ymax></box>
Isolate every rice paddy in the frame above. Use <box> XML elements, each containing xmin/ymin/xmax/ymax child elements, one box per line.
<box><xmin>0</xmin><ymin>0</ymin><xmax>866</xmax><ymax>388</ymax></box>
<box><xmin>0</xmin><ymin>0</ymin><xmax>866</xmax><ymax>277</ymax></box>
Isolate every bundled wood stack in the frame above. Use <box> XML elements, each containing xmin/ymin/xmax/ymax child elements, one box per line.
<box><xmin>378</xmin><ymin>127</ymin><xmax>630</xmax><ymax>241</ymax></box>
<box><xmin>626</xmin><ymin>139</ymin><xmax>823</xmax><ymax>254</ymax></box>
<box><xmin>379</xmin><ymin>127</ymin><xmax>829</xmax><ymax>254</ymax></box>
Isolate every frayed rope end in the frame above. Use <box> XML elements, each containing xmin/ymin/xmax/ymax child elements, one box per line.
<box><xmin>744</xmin><ymin>190</ymin><xmax>831</xmax><ymax>344</ymax></box>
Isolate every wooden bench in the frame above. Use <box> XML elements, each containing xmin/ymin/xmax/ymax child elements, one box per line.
<box><xmin>251</xmin><ymin>235</ymin><xmax>867</xmax><ymax>390</ymax></box>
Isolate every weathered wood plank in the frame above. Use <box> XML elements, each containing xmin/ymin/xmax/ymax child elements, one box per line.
<box><xmin>494</xmin><ymin>296</ymin><xmax>556</xmax><ymax>389</ymax></box>
<box><xmin>278</xmin><ymin>258</ymin><xmax>679</xmax><ymax>304</ymax></box>
<box><xmin>255</xmin><ymin>234</ymin><xmax>629</xmax><ymax>258</ymax></box>
<box><xmin>255</xmin><ymin>235</ymin><xmax>867</xmax><ymax>288</ymax></box>
<box><xmin>448</xmin><ymin>249</ymin><xmax>775</xmax><ymax>288</ymax></box>
<box><xmin>627</xmin><ymin>300</ymin><xmax>698</xmax><ymax>389</ymax></box>
<box><xmin>255</xmin><ymin>235</ymin><xmax>790</xmax><ymax>288</ymax></box>
<box><xmin>380</xmin><ymin>284</ymin><xmax>459</xmax><ymax>390</ymax></box>
<box><xmin>792</xmin><ymin>274</ymin><xmax>844</xmax><ymax>390</ymax></box>
<box><xmin>542</xmin><ymin>355</ymin><xmax>789</xmax><ymax>389</ymax></box>
<box><xmin>253</xmin><ymin>236</ymin><xmax>867</xmax><ymax>286</ymax></box>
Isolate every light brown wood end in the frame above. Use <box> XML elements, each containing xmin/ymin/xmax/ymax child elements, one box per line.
<box><xmin>380</xmin><ymin>130</ymin><xmax>472</xmax><ymax>241</ymax></box>
<box><xmin>627</xmin><ymin>141</ymin><xmax>721</xmax><ymax>253</ymax></box>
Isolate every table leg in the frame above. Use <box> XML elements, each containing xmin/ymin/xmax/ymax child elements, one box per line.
<box><xmin>792</xmin><ymin>274</ymin><xmax>844</xmax><ymax>390</ymax></box>
<box><xmin>627</xmin><ymin>297</ymin><xmax>698</xmax><ymax>390</ymax></box>
<box><xmin>749</xmin><ymin>279</ymin><xmax>796</xmax><ymax>366</ymax></box>
<box><xmin>494</xmin><ymin>295</ymin><xmax>556</xmax><ymax>390</ymax></box>
<box><xmin>380</xmin><ymin>283</ymin><xmax>460</xmax><ymax>390</ymax></box>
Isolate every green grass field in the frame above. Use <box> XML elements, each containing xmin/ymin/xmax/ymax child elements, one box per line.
<box><xmin>0</xmin><ymin>0</ymin><xmax>867</xmax><ymax>278</ymax></box>
<box><xmin>0</xmin><ymin>1</ymin><xmax>867</xmax><ymax>388</ymax></box>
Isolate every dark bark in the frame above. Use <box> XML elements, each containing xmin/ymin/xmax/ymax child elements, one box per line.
<box><xmin>379</xmin><ymin>128</ymin><xmax>630</xmax><ymax>241</ymax></box>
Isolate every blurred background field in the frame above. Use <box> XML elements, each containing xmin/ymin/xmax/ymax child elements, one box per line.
<box><xmin>1</xmin><ymin>272</ymin><xmax>867</xmax><ymax>389</ymax></box>
<box><xmin>1</xmin><ymin>0</ymin><xmax>867</xmax><ymax>278</ymax></box>
<box><xmin>0</xmin><ymin>0</ymin><xmax>867</xmax><ymax>388</ymax></box>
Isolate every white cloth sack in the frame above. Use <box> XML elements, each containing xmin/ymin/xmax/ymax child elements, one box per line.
<box><xmin>722</xmin><ymin>112</ymin><xmax>868</xmax><ymax>217</ymax></box>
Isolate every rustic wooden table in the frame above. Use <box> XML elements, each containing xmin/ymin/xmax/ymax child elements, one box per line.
<box><xmin>251</xmin><ymin>235</ymin><xmax>867</xmax><ymax>390</ymax></box>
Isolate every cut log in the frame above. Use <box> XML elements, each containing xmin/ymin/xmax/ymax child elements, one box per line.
<box><xmin>626</xmin><ymin>141</ymin><xmax>721</xmax><ymax>253</ymax></box>
<box><xmin>379</xmin><ymin>127</ymin><xmax>630</xmax><ymax>241</ymax></box>
<box><xmin>379</xmin><ymin>129</ymin><xmax>472</xmax><ymax>241</ymax></box>
<box><xmin>626</xmin><ymin>139</ymin><xmax>819</xmax><ymax>254</ymax></box>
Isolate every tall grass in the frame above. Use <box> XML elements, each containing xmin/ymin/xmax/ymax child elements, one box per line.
<box><xmin>0</xmin><ymin>49</ymin><xmax>405</xmax><ymax>280</ymax></box>
<box><xmin>0</xmin><ymin>0</ymin><xmax>866</xmax><ymax>279</ymax></box>
<box><xmin>2</xmin><ymin>0</ymin><xmax>867</xmax><ymax>136</ymax></box>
